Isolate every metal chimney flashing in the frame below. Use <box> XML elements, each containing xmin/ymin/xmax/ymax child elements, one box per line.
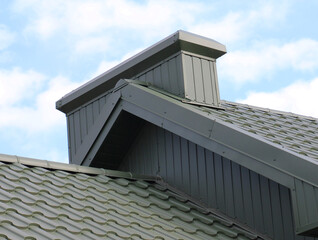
<box><xmin>56</xmin><ymin>30</ymin><xmax>226</xmax><ymax>113</ymax></box>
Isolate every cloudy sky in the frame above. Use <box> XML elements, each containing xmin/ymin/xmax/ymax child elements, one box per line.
<box><xmin>1</xmin><ymin>0</ymin><xmax>317</xmax><ymax>163</ymax></box>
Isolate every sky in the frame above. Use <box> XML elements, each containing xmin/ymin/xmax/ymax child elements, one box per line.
<box><xmin>1</xmin><ymin>0</ymin><xmax>318</xmax><ymax>163</ymax></box>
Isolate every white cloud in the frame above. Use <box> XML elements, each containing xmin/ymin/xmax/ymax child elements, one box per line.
<box><xmin>190</xmin><ymin>1</ymin><xmax>289</xmax><ymax>44</ymax></box>
<box><xmin>13</xmin><ymin>0</ymin><xmax>203</xmax><ymax>53</ymax></box>
<box><xmin>0</xmin><ymin>25</ymin><xmax>15</xmax><ymax>50</ymax></box>
<box><xmin>0</xmin><ymin>68</ymin><xmax>82</xmax><ymax>132</ymax></box>
<box><xmin>219</xmin><ymin>39</ymin><xmax>318</xmax><ymax>84</ymax></box>
<box><xmin>238</xmin><ymin>78</ymin><xmax>318</xmax><ymax>118</ymax></box>
<box><xmin>0</xmin><ymin>68</ymin><xmax>45</xmax><ymax>106</ymax></box>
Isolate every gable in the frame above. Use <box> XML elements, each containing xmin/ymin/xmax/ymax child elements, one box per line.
<box><xmin>120</xmin><ymin>122</ymin><xmax>300</xmax><ymax>240</ymax></box>
<box><xmin>55</xmin><ymin>30</ymin><xmax>318</xmax><ymax>238</ymax></box>
<box><xmin>64</xmin><ymin>79</ymin><xmax>318</xmax><ymax>237</ymax></box>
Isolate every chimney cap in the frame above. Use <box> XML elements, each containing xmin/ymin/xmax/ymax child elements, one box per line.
<box><xmin>56</xmin><ymin>30</ymin><xmax>226</xmax><ymax>113</ymax></box>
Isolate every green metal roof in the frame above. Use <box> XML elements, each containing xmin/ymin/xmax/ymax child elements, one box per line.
<box><xmin>207</xmin><ymin>100</ymin><xmax>318</xmax><ymax>161</ymax></box>
<box><xmin>0</xmin><ymin>154</ymin><xmax>265</xmax><ymax>240</ymax></box>
<box><xmin>113</xmin><ymin>81</ymin><xmax>318</xmax><ymax>236</ymax></box>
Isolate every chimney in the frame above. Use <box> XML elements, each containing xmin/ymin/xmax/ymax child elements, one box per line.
<box><xmin>56</xmin><ymin>30</ymin><xmax>226</xmax><ymax>113</ymax></box>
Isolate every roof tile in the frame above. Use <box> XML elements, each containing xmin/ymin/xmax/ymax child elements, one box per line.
<box><xmin>0</xmin><ymin>161</ymin><xmax>265</xmax><ymax>239</ymax></box>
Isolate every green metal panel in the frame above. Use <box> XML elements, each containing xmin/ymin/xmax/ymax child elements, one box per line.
<box><xmin>0</xmin><ymin>154</ymin><xmax>264</xmax><ymax>240</ymax></box>
<box><xmin>120</xmin><ymin>122</ymin><xmax>309</xmax><ymax>239</ymax></box>
<box><xmin>294</xmin><ymin>179</ymin><xmax>318</xmax><ymax>236</ymax></box>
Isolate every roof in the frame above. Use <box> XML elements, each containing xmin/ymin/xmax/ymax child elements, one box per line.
<box><xmin>112</xmin><ymin>80</ymin><xmax>318</xmax><ymax>186</ymax></box>
<box><xmin>0</xmin><ymin>154</ymin><xmax>266</xmax><ymax>240</ymax></box>
<box><xmin>80</xmin><ymin>79</ymin><xmax>318</xmax><ymax>236</ymax></box>
<box><xmin>204</xmin><ymin>100</ymin><xmax>318</xmax><ymax>161</ymax></box>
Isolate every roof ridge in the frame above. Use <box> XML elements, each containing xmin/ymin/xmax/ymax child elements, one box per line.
<box><xmin>0</xmin><ymin>153</ymin><xmax>156</xmax><ymax>181</ymax></box>
<box><xmin>221</xmin><ymin>100</ymin><xmax>318</xmax><ymax>121</ymax></box>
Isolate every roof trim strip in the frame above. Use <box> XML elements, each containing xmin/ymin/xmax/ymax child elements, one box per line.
<box><xmin>119</xmin><ymin>80</ymin><xmax>318</xmax><ymax>188</ymax></box>
<box><xmin>56</xmin><ymin>30</ymin><xmax>226</xmax><ymax>113</ymax></box>
<box><xmin>0</xmin><ymin>153</ymin><xmax>156</xmax><ymax>181</ymax></box>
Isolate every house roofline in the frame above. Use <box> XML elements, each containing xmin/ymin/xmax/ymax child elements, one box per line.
<box><xmin>0</xmin><ymin>153</ymin><xmax>156</xmax><ymax>181</ymax></box>
<box><xmin>56</xmin><ymin>30</ymin><xmax>226</xmax><ymax>113</ymax></box>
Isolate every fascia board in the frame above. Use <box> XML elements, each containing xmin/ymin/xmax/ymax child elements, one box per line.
<box><xmin>55</xmin><ymin>30</ymin><xmax>226</xmax><ymax>114</ymax></box>
<box><xmin>120</xmin><ymin>82</ymin><xmax>318</xmax><ymax>188</ymax></box>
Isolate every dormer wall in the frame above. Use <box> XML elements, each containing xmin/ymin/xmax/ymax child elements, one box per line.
<box><xmin>133</xmin><ymin>51</ymin><xmax>220</xmax><ymax>107</ymax></box>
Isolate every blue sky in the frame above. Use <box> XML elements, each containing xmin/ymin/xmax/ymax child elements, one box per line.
<box><xmin>1</xmin><ymin>0</ymin><xmax>318</xmax><ymax>163</ymax></box>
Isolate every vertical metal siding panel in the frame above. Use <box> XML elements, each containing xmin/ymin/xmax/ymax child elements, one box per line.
<box><xmin>201</xmin><ymin>59</ymin><xmax>213</xmax><ymax>104</ymax></box>
<box><xmin>165</xmin><ymin>131</ymin><xmax>174</xmax><ymax>183</ymax></box>
<box><xmin>143</xmin><ymin>127</ymin><xmax>152</xmax><ymax>174</ymax></box>
<box><xmin>270</xmin><ymin>181</ymin><xmax>285</xmax><ymax>240</ymax></box>
<box><xmin>145</xmin><ymin>71</ymin><xmax>154</xmax><ymax>85</ymax></box>
<box><xmin>241</xmin><ymin>167</ymin><xmax>254</xmax><ymax>227</ymax></box>
<box><xmin>160</xmin><ymin>61</ymin><xmax>170</xmax><ymax>93</ymax></box>
<box><xmin>250</xmin><ymin>171</ymin><xmax>264</xmax><ymax>233</ymax></box>
<box><xmin>223</xmin><ymin>158</ymin><xmax>235</xmax><ymax>218</ymax></box>
<box><xmin>168</xmin><ymin>57</ymin><xmax>179</xmax><ymax>96</ymax></box>
<box><xmin>280</xmin><ymin>185</ymin><xmax>295</xmax><ymax>240</ymax></box>
<box><xmin>176</xmin><ymin>54</ymin><xmax>185</xmax><ymax>97</ymax></box>
<box><xmin>214</xmin><ymin>154</ymin><xmax>225</xmax><ymax>211</ymax></box>
<box><xmin>92</xmin><ymin>100</ymin><xmax>100</xmax><ymax>122</ymax></box>
<box><xmin>259</xmin><ymin>175</ymin><xmax>274</xmax><ymax>237</ymax></box>
<box><xmin>211</xmin><ymin>61</ymin><xmax>220</xmax><ymax>104</ymax></box>
<box><xmin>197</xmin><ymin>146</ymin><xmax>208</xmax><ymax>203</ymax></box>
<box><xmin>157</xmin><ymin>127</ymin><xmax>166</xmax><ymax>179</ymax></box>
<box><xmin>99</xmin><ymin>96</ymin><xmax>106</xmax><ymax>112</ymax></box>
<box><xmin>68</xmin><ymin>114</ymin><xmax>76</xmax><ymax>163</ymax></box>
<box><xmin>182</xmin><ymin>54</ymin><xmax>195</xmax><ymax>100</ymax></box>
<box><xmin>86</xmin><ymin>103</ymin><xmax>94</xmax><ymax>131</ymax></box>
<box><xmin>73</xmin><ymin>111</ymin><xmax>81</xmax><ymax>155</ymax></box>
<box><xmin>295</xmin><ymin>179</ymin><xmax>308</xmax><ymax>227</ymax></box>
<box><xmin>180</xmin><ymin>138</ymin><xmax>190</xmax><ymax>193</ymax></box>
<box><xmin>192</xmin><ymin>57</ymin><xmax>204</xmax><ymax>102</ymax></box>
<box><xmin>303</xmin><ymin>182</ymin><xmax>318</xmax><ymax>224</ymax></box>
<box><xmin>153</xmin><ymin>65</ymin><xmax>162</xmax><ymax>89</ymax></box>
<box><xmin>150</xmin><ymin>125</ymin><xmax>159</xmax><ymax>175</ymax></box>
<box><xmin>173</xmin><ymin>135</ymin><xmax>182</xmax><ymax>188</ymax></box>
<box><xmin>80</xmin><ymin>108</ymin><xmax>87</xmax><ymax>141</ymax></box>
<box><xmin>189</xmin><ymin>142</ymin><xmax>199</xmax><ymax>197</ymax></box>
<box><xmin>138</xmin><ymin>74</ymin><xmax>146</xmax><ymax>83</ymax></box>
<box><xmin>231</xmin><ymin>161</ymin><xmax>246</xmax><ymax>223</ymax></box>
<box><xmin>206</xmin><ymin>150</ymin><xmax>217</xmax><ymax>208</ymax></box>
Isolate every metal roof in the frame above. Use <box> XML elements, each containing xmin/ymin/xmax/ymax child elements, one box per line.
<box><xmin>108</xmin><ymin>80</ymin><xmax>318</xmax><ymax>236</ymax></box>
<box><xmin>56</xmin><ymin>30</ymin><xmax>226</xmax><ymax>113</ymax></box>
<box><xmin>0</xmin><ymin>154</ymin><xmax>266</xmax><ymax>240</ymax></box>
<box><xmin>205</xmin><ymin>100</ymin><xmax>318</xmax><ymax>161</ymax></box>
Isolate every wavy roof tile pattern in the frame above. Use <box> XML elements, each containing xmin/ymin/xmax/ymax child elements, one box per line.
<box><xmin>202</xmin><ymin>100</ymin><xmax>318</xmax><ymax>161</ymax></box>
<box><xmin>0</xmin><ymin>158</ymin><xmax>265</xmax><ymax>240</ymax></box>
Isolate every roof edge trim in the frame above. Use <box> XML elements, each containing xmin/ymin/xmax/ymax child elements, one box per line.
<box><xmin>56</xmin><ymin>30</ymin><xmax>226</xmax><ymax>113</ymax></box>
<box><xmin>0</xmin><ymin>153</ymin><xmax>156</xmax><ymax>181</ymax></box>
<box><xmin>119</xmin><ymin>81</ymin><xmax>318</xmax><ymax>187</ymax></box>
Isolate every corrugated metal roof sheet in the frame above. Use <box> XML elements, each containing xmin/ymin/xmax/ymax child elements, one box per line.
<box><xmin>0</xmin><ymin>155</ymin><xmax>266</xmax><ymax>240</ymax></box>
<box><xmin>204</xmin><ymin>100</ymin><xmax>318</xmax><ymax>161</ymax></box>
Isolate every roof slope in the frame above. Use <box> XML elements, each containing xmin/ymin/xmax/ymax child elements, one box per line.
<box><xmin>208</xmin><ymin>100</ymin><xmax>318</xmax><ymax>161</ymax></box>
<box><xmin>0</xmin><ymin>154</ymin><xmax>265</xmax><ymax>240</ymax></box>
